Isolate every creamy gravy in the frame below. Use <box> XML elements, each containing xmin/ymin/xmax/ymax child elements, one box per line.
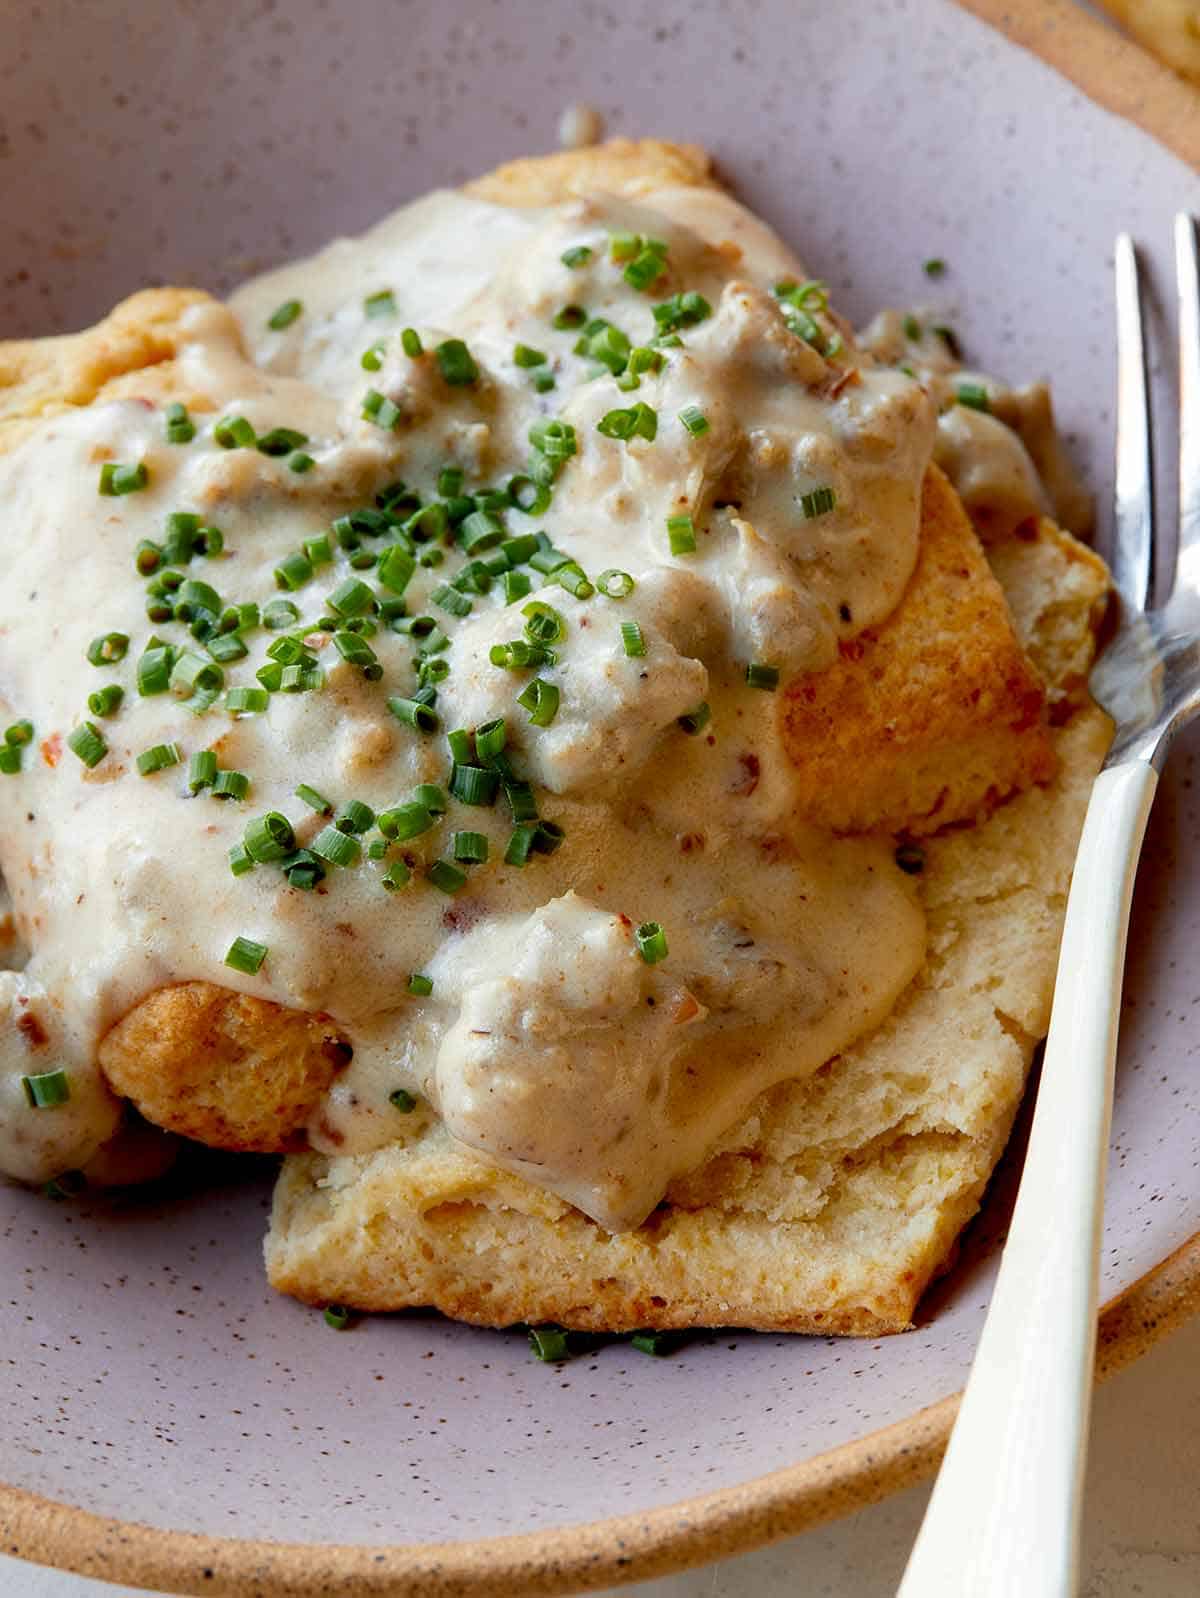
<box><xmin>0</xmin><ymin>182</ymin><xmax>1057</xmax><ymax>1226</ymax></box>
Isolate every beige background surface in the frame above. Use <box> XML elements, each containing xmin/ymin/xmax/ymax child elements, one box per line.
<box><xmin>5</xmin><ymin>1309</ymin><xmax>1198</xmax><ymax>1595</ymax></box>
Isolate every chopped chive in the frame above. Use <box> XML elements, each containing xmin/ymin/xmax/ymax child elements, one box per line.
<box><xmin>98</xmin><ymin>461</ymin><xmax>148</xmax><ymax>496</ymax></box>
<box><xmin>504</xmin><ymin>822</ymin><xmax>538</xmax><ymax>866</ymax></box>
<box><xmin>22</xmin><ymin>1069</ymin><xmax>70</xmax><ymax>1109</ymax></box>
<box><xmin>137</xmin><ymin>641</ymin><xmax>175</xmax><ymax>696</ymax></box>
<box><xmin>624</xmin><ymin>244</ymin><xmax>668</xmax><ymax>292</ymax></box>
<box><xmin>561</xmin><ymin>244</ymin><xmax>593</xmax><ymax>269</ymax></box>
<box><xmin>0</xmin><ymin>746</ymin><xmax>21</xmax><ymax>775</ymax></box>
<box><xmin>799</xmin><ymin>486</ymin><xmax>836</xmax><ymax>519</ymax></box>
<box><xmin>432</xmin><ymin>583</ymin><xmax>473</xmax><ymax>619</ymax></box>
<box><xmin>528</xmin><ymin>1325</ymin><xmax>570</xmax><ymax>1362</ymax></box>
<box><xmin>522</xmin><ymin>602</ymin><xmax>565</xmax><ymax>645</ymax></box>
<box><xmin>86</xmin><ymin>632</ymin><xmax>129</xmax><ymax>667</ymax></box>
<box><xmin>651</xmin><ymin>290</ymin><xmax>712</xmax><ymax>334</ymax></box>
<box><xmin>87</xmin><ymin>683</ymin><xmax>124</xmax><ymax>717</ymax></box>
<box><xmin>334</xmin><ymin>799</ymin><xmax>375</xmax><ymax>835</ymax></box>
<box><xmin>516</xmin><ymin>677</ymin><xmax>560</xmax><ymax>727</ymax></box>
<box><xmin>274</xmin><ymin>551</ymin><xmax>314</xmax><ymax>591</ymax></box>
<box><xmin>212</xmin><ymin>769</ymin><xmax>250</xmax><ymax>801</ymax></box>
<box><xmin>597</xmin><ymin>402</ymin><xmax>657</xmax><ymax>442</ymax></box>
<box><xmin>677</xmin><ymin>702</ymin><xmax>711</xmax><ymax>734</ymax></box>
<box><xmin>552</xmin><ymin>303</ymin><xmax>587</xmax><ymax>330</ymax></box>
<box><xmin>620</xmin><ymin>619</ymin><xmax>646</xmax><ymax>658</ymax></box>
<box><xmin>400</xmin><ymin>327</ymin><xmax>423</xmax><ymax>358</ymax></box>
<box><xmin>923</xmin><ymin>257</ymin><xmax>946</xmax><ymax>278</ymax></box>
<box><xmin>377</xmin><ymin>801</ymin><xmax>435</xmax><ymax>841</ymax></box>
<box><xmin>328</xmin><ymin>577</ymin><xmax>375</xmax><ymax>619</ymax></box>
<box><xmin>449</xmin><ymin>764</ymin><xmax>500</xmax><ymax>806</ymax></box>
<box><xmin>213</xmin><ymin>415</ymin><xmax>256</xmax><ymax>449</ymax></box>
<box><xmin>447</xmin><ymin>728</ymin><xmax>474</xmax><ymax>765</ymax></box>
<box><xmin>631</xmin><ymin>1330</ymin><xmax>681</xmax><ymax>1356</ymax></box>
<box><xmin>503</xmin><ymin>780</ymin><xmax>538</xmax><ymax>822</ymax></box>
<box><xmin>678</xmin><ymin>404</ymin><xmax>709</xmax><ymax>437</ymax></box>
<box><xmin>262</xmin><ymin>599</ymin><xmax>300</xmax><ymax>630</ymax></box>
<box><xmin>745</xmin><ymin>662</ymin><xmax>780</xmax><ymax>692</ymax></box>
<box><xmin>225</xmin><ymin>686</ymin><xmax>270</xmax><ymax>714</ymax></box>
<box><xmin>228</xmin><ymin>844</ymin><xmax>254</xmax><ymax>877</ymax></box>
<box><xmin>361</xmin><ymin>340</ymin><xmax>386</xmax><ymax>372</ymax></box>
<box><xmin>413</xmin><ymin>783</ymin><xmax>447</xmax><ymax>814</ymax></box>
<box><xmin>4</xmin><ymin>720</ymin><xmax>31</xmax><ymax>746</ymax></box>
<box><xmin>364</xmin><ymin>288</ymin><xmax>397</xmax><ymax>318</ymax></box>
<box><xmin>427</xmin><ymin>859</ymin><xmax>467</xmax><ymax>894</ymax></box>
<box><xmin>503</xmin><ymin>569</ymin><xmax>531</xmax><ymax>603</ymax></box>
<box><xmin>225</xmin><ymin>936</ymin><xmax>267</xmax><ymax>975</ymax></box>
<box><xmin>189</xmin><ymin>750</ymin><xmax>218</xmax><ymax>792</ymax></box>
<box><xmin>256</xmin><ymin>426</ymin><xmax>309</xmax><ymax>457</ymax></box>
<box><xmin>170</xmin><ymin>651</ymin><xmax>224</xmax><ymax>710</ymax></box>
<box><xmin>134</xmin><ymin>538</ymin><xmax>162</xmax><ymax>575</ymax></box>
<box><xmin>165</xmin><ymin>401</ymin><xmax>195</xmax><ymax>444</ymax></box>
<box><xmin>514</xmin><ymin>343</ymin><xmax>548</xmax><ymax>371</ymax></box>
<box><xmin>903</xmin><ymin>313</ymin><xmax>922</xmax><ymax>341</ymax></box>
<box><xmin>388</xmin><ymin>696</ymin><xmax>440</xmax><ymax>733</ymax></box>
<box><xmin>323</xmin><ymin>1304</ymin><xmax>352</xmax><ymax>1330</ymax></box>
<box><xmin>597</xmin><ymin>568</ymin><xmax>635</xmax><ymax>599</ymax></box>
<box><xmin>389</xmin><ymin>1087</ymin><xmax>417</xmax><ymax>1110</ymax></box>
<box><xmin>244</xmin><ymin>811</ymin><xmax>295</xmax><ymax>862</ymax></box>
<box><xmin>361</xmin><ymin>388</ymin><xmax>401</xmax><ymax>429</ymax></box>
<box><xmin>333</xmin><ymin>630</ymin><xmax>382</xmax><ymax>679</ymax></box>
<box><xmin>408</xmin><ymin>973</ymin><xmax>434</xmax><ymax>996</ymax></box>
<box><xmin>295</xmin><ymin>782</ymin><xmax>333</xmax><ymax>815</ymax></box>
<box><xmin>452</xmin><ymin>830</ymin><xmax>489</xmax><ymax>864</ymax></box>
<box><xmin>381</xmin><ymin>858</ymin><xmax>412</xmax><ymax>891</ymax></box>
<box><xmin>207</xmin><ymin>632</ymin><xmax>248</xmax><ymax>664</ymax></box>
<box><xmin>529</xmin><ymin>417</ymin><xmax>578</xmax><ymax>461</ymax></box>
<box><xmin>532</xmin><ymin>369</ymin><xmax>556</xmax><ymax>393</ymax></box>
<box><xmin>136</xmin><ymin>742</ymin><xmax>182</xmax><ymax>776</ymax></box>
<box><xmin>956</xmin><ymin>381</ymin><xmax>991</xmax><ymax>413</ymax></box>
<box><xmin>667</xmin><ymin>513</ymin><xmax>697</xmax><ymax>555</ymax></box>
<box><xmin>310</xmin><ymin>825</ymin><xmax>361</xmax><ymax>867</ymax></box>
<box><xmin>267</xmin><ymin>298</ymin><xmax>303</xmax><ymax>330</ymax></box>
<box><xmin>635</xmin><ymin>921</ymin><xmax>668</xmax><ymax>964</ymax></box>
<box><xmin>475</xmin><ymin>717</ymin><xmax>507</xmax><ymax>761</ymax></box>
<box><xmin>66</xmin><ymin>722</ymin><xmax>107</xmax><ymax>768</ymax></box>
<box><xmin>435</xmin><ymin>338</ymin><xmax>478</xmax><ymax>386</ymax></box>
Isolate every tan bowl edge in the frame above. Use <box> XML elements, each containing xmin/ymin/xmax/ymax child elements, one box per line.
<box><xmin>956</xmin><ymin>0</ymin><xmax>1200</xmax><ymax>171</ymax></box>
<box><xmin>4</xmin><ymin>5</ymin><xmax>1198</xmax><ymax>1594</ymax></box>
<box><xmin>2</xmin><ymin>1228</ymin><xmax>1199</xmax><ymax>1598</ymax></box>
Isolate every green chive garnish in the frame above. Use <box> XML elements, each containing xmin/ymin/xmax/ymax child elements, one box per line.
<box><xmin>267</xmin><ymin>299</ymin><xmax>302</xmax><ymax>330</ymax></box>
<box><xmin>449</xmin><ymin>764</ymin><xmax>500</xmax><ymax>806</ymax></box>
<box><xmin>66</xmin><ymin>722</ymin><xmax>107</xmax><ymax>768</ymax></box>
<box><xmin>923</xmin><ymin>257</ymin><xmax>946</xmax><ymax>278</ymax></box>
<box><xmin>635</xmin><ymin>922</ymin><xmax>668</xmax><ymax>964</ymax></box>
<box><xmin>452</xmin><ymin>830</ymin><xmax>489</xmax><ymax>864</ymax></box>
<box><xmin>513</xmin><ymin>343</ymin><xmax>548</xmax><ymax>368</ymax></box>
<box><xmin>387</xmin><ymin>697</ymin><xmax>440</xmax><ymax>734</ymax></box>
<box><xmin>667</xmin><ymin>513</ymin><xmax>696</xmax><ymax>555</ymax></box>
<box><xmin>552</xmin><ymin>303</ymin><xmax>587</xmax><ymax>330</ymax></box>
<box><xmin>212</xmin><ymin>769</ymin><xmax>250</xmax><ymax>801</ymax></box>
<box><xmin>400</xmin><ymin>327</ymin><xmax>423</xmax><ymax>358</ymax></box>
<box><xmin>528</xmin><ymin>1325</ymin><xmax>570</xmax><ymax>1362</ymax></box>
<box><xmin>22</xmin><ymin>1069</ymin><xmax>70</xmax><ymax>1108</ymax></box>
<box><xmin>364</xmin><ymin>289</ymin><xmax>397</xmax><ymax>318</ymax></box>
<box><xmin>256</xmin><ymin>426</ymin><xmax>309</xmax><ymax>457</ymax></box>
<box><xmin>98</xmin><ymin>461</ymin><xmax>148</xmax><ymax>496</ymax></box>
<box><xmin>228</xmin><ymin>843</ymin><xmax>255</xmax><ymax>876</ymax></box>
<box><xmin>956</xmin><ymin>381</ymin><xmax>991</xmax><ymax>413</ymax></box>
<box><xmin>597</xmin><ymin>402</ymin><xmax>657</xmax><ymax>442</ymax></box>
<box><xmin>516</xmin><ymin>677</ymin><xmax>560</xmax><ymax>727</ymax></box>
<box><xmin>408</xmin><ymin>973</ymin><xmax>434</xmax><ymax>996</ymax></box>
<box><xmin>435</xmin><ymin>338</ymin><xmax>478</xmax><ymax>386</ymax></box>
<box><xmin>225</xmin><ymin>686</ymin><xmax>269</xmax><ymax>714</ymax></box>
<box><xmin>800</xmin><ymin>486</ymin><xmax>836</xmax><ymax>520</ymax></box>
<box><xmin>677</xmin><ymin>702</ymin><xmax>711</xmax><ymax>735</ymax></box>
<box><xmin>678</xmin><ymin>404</ymin><xmax>709</xmax><ymax>437</ymax></box>
<box><xmin>427</xmin><ymin>859</ymin><xmax>466</xmax><ymax>894</ymax></box>
<box><xmin>561</xmin><ymin>245</ymin><xmax>593</xmax><ymax>269</ymax></box>
<box><xmin>295</xmin><ymin>783</ymin><xmax>332</xmax><ymax>815</ymax></box>
<box><xmin>87</xmin><ymin>683</ymin><xmax>124</xmax><ymax>717</ymax></box>
<box><xmin>389</xmin><ymin>1088</ymin><xmax>417</xmax><ymax>1111</ymax></box>
<box><xmin>165</xmin><ymin>402</ymin><xmax>195</xmax><ymax>444</ymax></box>
<box><xmin>323</xmin><ymin>1304</ymin><xmax>352</xmax><ymax>1330</ymax></box>
<box><xmin>189</xmin><ymin>750</ymin><xmax>218</xmax><ymax>792</ymax></box>
<box><xmin>136</xmin><ymin>742</ymin><xmax>182</xmax><ymax>776</ymax></box>
<box><xmin>213</xmin><ymin>415</ymin><xmax>256</xmax><ymax>449</ymax></box>
<box><xmin>361</xmin><ymin>340</ymin><xmax>386</xmax><ymax>371</ymax></box>
<box><xmin>746</xmin><ymin>662</ymin><xmax>780</xmax><ymax>691</ymax></box>
<box><xmin>620</xmin><ymin>619</ymin><xmax>646</xmax><ymax>657</ymax></box>
<box><xmin>310</xmin><ymin>825</ymin><xmax>361</xmax><ymax>867</ymax></box>
<box><xmin>224</xmin><ymin>936</ymin><xmax>267</xmax><ymax>975</ymax></box>
<box><xmin>85</xmin><ymin>643</ymin><xmax>131</xmax><ymax>697</ymax></box>
<box><xmin>334</xmin><ymin>799</ymin><xmax>375</xmax><ymax>835</ymax></box>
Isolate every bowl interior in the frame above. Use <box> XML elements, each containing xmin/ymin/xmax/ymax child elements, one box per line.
<box><xmin>3</xmin><ymin>0</ymin><xmax>1200</xmax><ymax>1553</ymax></box>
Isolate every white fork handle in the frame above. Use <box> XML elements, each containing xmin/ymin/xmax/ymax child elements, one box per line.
<box><xmin>899</xmin><ymin>758</ymin><xmax>1158</xmax><ymax>1598</ymax></box>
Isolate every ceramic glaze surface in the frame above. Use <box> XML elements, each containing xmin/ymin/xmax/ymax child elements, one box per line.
<box><xmin>2</xmin><ymin>0</ymin><xmax>1199</xmax><ymax>1557</ymax></box>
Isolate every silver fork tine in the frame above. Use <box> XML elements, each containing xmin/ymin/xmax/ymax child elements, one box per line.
<box><xmin>1114</xmin><ymin>234</ymin><xmax>1155</xmax><ymax>612</ymax></box>
<box><xmin>1175</xmin><ymin>214</ymin><xmax>1200</xmax><ymax>591</ymax></box>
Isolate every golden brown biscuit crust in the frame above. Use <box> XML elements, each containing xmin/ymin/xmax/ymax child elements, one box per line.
<box><xmin>97</xmin><ymin>983</ymin><xmax>351</xmax><ymax>1153</ymax></box>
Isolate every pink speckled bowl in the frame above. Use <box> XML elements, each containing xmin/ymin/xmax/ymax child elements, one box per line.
<box><xmin>2</xmin><ymin>2</ymin><xmax>1199</xmax><ymax>1593</ymax></box>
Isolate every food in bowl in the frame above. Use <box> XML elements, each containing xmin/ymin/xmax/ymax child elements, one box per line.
<box><xmin>0</xmin><ymin>139</ymin><xmax>1110</xmax><ymax>1336</ymax></box>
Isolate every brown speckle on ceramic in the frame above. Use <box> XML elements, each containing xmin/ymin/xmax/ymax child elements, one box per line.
<box><xmin>2</xmin><ymin>1</ymin><xmax>1200</xmax><ymax>1595</ymax></box>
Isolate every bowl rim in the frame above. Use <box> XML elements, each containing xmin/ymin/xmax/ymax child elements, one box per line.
<box><xmin>4</xmin><ymin>3</ymin><xmax>1198</xmax><ymax>1594</ymax></box>
<box><xmin>3</xmin><ymin>1231</ymin><xmax>1198</xmax><ymax>1597</ymax></box>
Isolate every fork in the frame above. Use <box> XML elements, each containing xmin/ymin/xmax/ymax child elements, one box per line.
<box><xmin>898</xmin><ymin>213</ymin><xmax>1200</xmax><ymax>1597</ymax></box>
